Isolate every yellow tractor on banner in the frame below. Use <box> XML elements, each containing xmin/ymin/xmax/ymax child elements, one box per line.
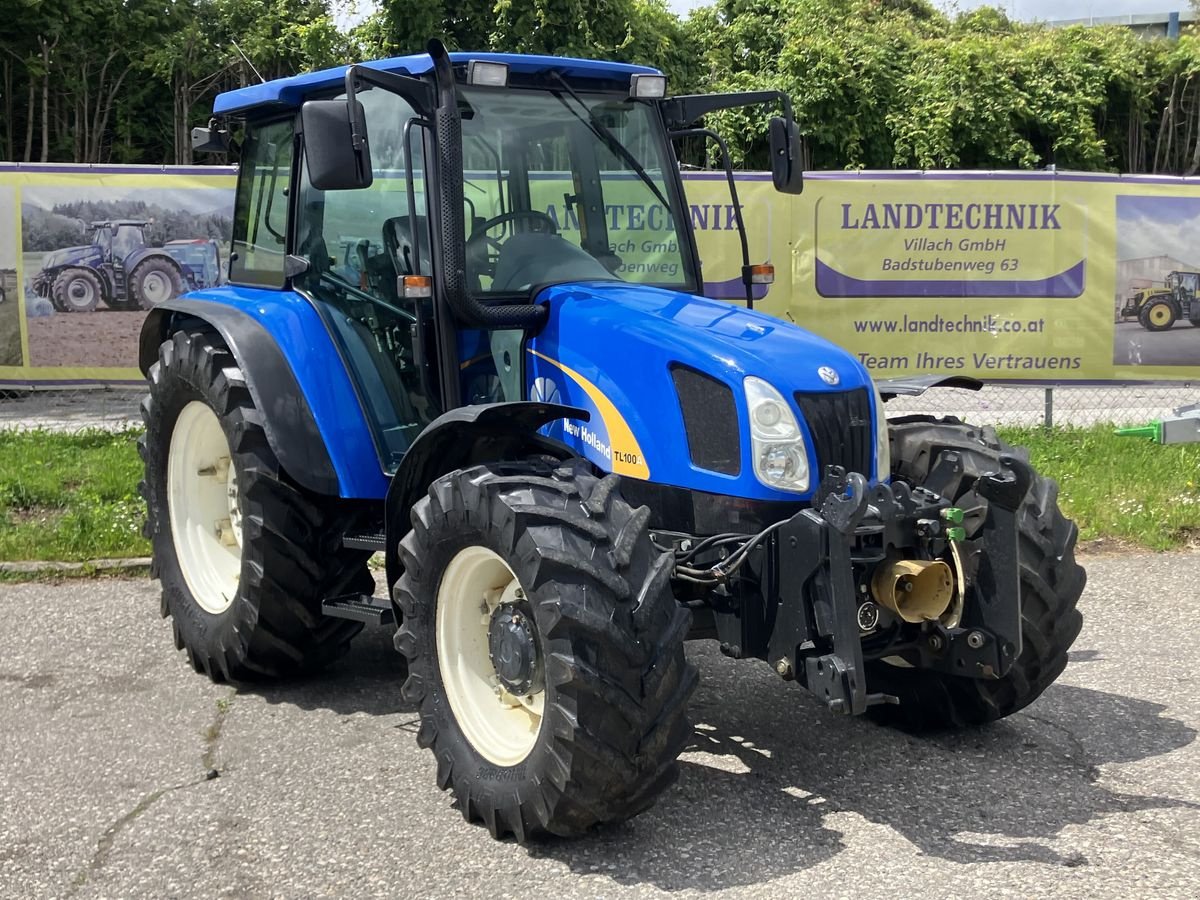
<box><xmin>1122</xmin><ymin>270</ymin><xmax>1200</xmax><ymax>331</ymax></box>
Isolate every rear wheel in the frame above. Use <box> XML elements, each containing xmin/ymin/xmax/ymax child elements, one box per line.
<box><xmin>865</xmin><ymin>416</ymin><xmax>1086</xmax><ymax>731</ymax></box>
<box><xmin>1139</xmin><ymin>298</ymin><xmax>1178</xmax><ymax>331</ymax></box>
<box><xmin>140</xmin><ymin>328</ymin><xmax>371</xmax><ymax>681</ymax></box>
<box><xmin>131</xmin><ymin>257</ymin><xmax>184</xmax><ymax>309</ymax></box>
<box><xmin>394</xmin><ymin>460</ymin><xmax>697</xmax><ymax>840</ymax></box>
<box><xmin>50</xmin><ymin>268</ymin><xmax>102</xmax><ymax>312</ymax></box>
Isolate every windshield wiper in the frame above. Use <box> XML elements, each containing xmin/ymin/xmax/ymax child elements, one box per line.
<box><xmin>548</xmin><ymin>72</ymin><xmax>672</xmax><ymax>212</ymax></box>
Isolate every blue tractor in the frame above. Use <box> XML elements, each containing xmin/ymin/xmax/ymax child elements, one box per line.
<box><xmin>33</xmin><ymin>220</ymin><xmax>196</xmax><ymax>312</ymax></box>
<box><xmin>140</xmin><ymin>42</ymin><xmax>1085</xmax><ymax>841</ymax></box>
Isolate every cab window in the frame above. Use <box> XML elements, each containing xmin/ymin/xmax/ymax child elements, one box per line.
<box><xmin>294</xmin><ymin>87</ymin><xmax>436</xmax><ymax>472</ymax></box>
<box><xmin>230</xmin><ymin>118</ymin><xmax>293</xmax><ymax>287</ymax></box>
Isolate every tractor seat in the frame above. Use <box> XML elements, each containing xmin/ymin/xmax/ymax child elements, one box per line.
<box><xmin>384</xmin><ymin>215</ymin><xmax>432</xmax><ymax>277</ymax></box>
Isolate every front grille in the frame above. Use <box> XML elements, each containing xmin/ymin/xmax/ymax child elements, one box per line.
<box><xmin>672</xmin><ymin>365</ymin><xmax>740</xmax><ymax>475</ymax></box>
<box><xmin>793</xmin><ymin>388</ymin><xmax>873</xmax><ymax>478</ymax></box>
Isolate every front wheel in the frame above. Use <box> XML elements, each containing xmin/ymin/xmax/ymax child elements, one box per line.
<box><xmin>140</xmin><ymin>328</ymin><xmax>372</xmax><ymax>681</ymax></box>
<box><xmin>865</xmin><ymin>416</ymin><xmax>1086</xmax><ymax>731</ymax></box>
<box><xmin>50</xmin><ymin>268</ymin><xmax>102</xmax><ymax>312</ymax></box>
<box><xmin>393</xmin><ymin>460</ymin><xmax>697</xmax><ymax>840</ymax></box>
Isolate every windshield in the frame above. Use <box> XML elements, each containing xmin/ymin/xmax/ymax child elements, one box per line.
<box><xmin>458</xmin><ymin>86</ymin><xmax>695</xmax><ymax>296</ymax></box>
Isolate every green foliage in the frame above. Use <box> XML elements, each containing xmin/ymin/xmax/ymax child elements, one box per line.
<box><xmin>688</xmin><ymin>0</ymin><xmax>1199</xmax><ymax>173</ymax></box>
<box><xmin>1000</xmin><ymin>425</ymin><xmax>1200</xmax><ymax>551</ymax></box>
<box><xmin>0</xmin><ymin>429</ymin><xmax>149</xmax><ymax>561</ymax></box>
<box><xmin>3</xmin><ymin>0</ymin><xmax>1200</xmax><ymax>173</ymax></box>
<box><xmin>21</xmin><ymin>201</ymin><xmax>231</xmax><ymax>251</ymax></box>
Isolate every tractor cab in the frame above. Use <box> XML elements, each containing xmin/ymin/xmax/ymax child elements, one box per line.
<box><xmin>1167</xmin><ymin>270</ymin><xmax>1200</xmax><ymax>296</ymax></box>
<box><xmin>90</xmin><ymin>220</ymin><xmax>151</xmax><ymax>262</ymax></box>
<box><xmin>196</xmin><ymin>43</ymin><xmax>806</xmax><ymax>478</ymax></box>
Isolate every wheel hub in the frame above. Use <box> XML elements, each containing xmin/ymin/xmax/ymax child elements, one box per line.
<box><xmin>488</xmin><ymin>602</ymin><xmax>542</xmax><ymax>696</ymax></box>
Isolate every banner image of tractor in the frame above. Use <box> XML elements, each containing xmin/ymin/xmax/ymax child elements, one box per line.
<box><xmin>0</xmin><ymin>184</ymin><xmax>19</xmax><ymax>367</ymax></box>
<box><xmin>20</xmin><ymin>183</ymin><xmax>232</xmax><ymax>370</ymax></box>
<box><xmin>1113</xmin><ymin>194</ymin><xmax>1200</xmax><ymax>368</ymax></box>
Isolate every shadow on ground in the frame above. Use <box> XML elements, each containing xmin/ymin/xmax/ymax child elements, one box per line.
<box><xmin>240</xmin><ymin>625</ymin><xmax>413</xmax><ymax>718</ymax></box>
<box><xmin>530</xmin><ymin>645</ymin><xmax>1198</xmax><ymax>892</ymax></box>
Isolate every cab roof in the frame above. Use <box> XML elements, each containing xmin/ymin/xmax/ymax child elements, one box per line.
<box><xmin>213</xmin><ymin>51</ymin><xmax>661</xmax><ymax>116</ymax></box>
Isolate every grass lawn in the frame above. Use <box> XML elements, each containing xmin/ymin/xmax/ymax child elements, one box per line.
<box><xmin>0</xmin><ymin>428</ymin><xmax>149</xmax><ymax>562</ymax></box>
<box><xmin>0</xmin><ymin>424</ymin><xmax>1196</xmax><ymax>563</ymax></box>
<box><xmin>999</xmin><ymin>425</ymin><xmax>1200</xmax><ymax>552</ymax></box>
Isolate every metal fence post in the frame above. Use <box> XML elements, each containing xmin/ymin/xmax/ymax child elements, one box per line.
<box><xmin>1043</xmin><ymin>387</ymin><xmax>1054</xmax><ymax>429</ymax></box>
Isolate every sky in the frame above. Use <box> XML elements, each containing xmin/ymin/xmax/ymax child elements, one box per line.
<box><xmin>1117</xmin><ymin>196</ymin><xmax>1200</xmax><ymax>262</ymax></box>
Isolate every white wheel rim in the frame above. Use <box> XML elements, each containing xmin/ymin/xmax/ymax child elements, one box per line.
<box><xmin>436</xmin><ymin>546</ymin><xmax>545</xmax><ymax>767</ymax></box>
<box><xmin>67</xmin><ymin>278</ymin><xmax>94</xmax><ymax>309</ymax></box>
<box><xmin>167</xmin><ymin>401</ymin><xmax>242</xmax><ymax>615</ymax></box>
<box><xmin>143</xmin><ymin>271</ymin><xmax>171</xmax><ymax>304</ymax></box>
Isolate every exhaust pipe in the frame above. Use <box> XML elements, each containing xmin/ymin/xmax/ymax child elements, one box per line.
<box><xmin>426</xmin><ymin>39</ymin><xmax>546</xmax><ymax>331</ymax></box>
<box><xmin>870</xmin><ymin>557</ymin><xmax>954</xmax><ymax>623</ymax></box>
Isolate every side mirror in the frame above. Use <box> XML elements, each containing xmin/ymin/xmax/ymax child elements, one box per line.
<box><xmin>769</xmin><ymin>116</ymin><xmax>804</xmax><ymax>195</ymax></box>
<box><xmin>191</xmin><ymin>125</ymin><xmax>229</xmax><ymax>154</ymax></box>
<box><xmin>301</xmin><ymin>99</ymin><xmax>372</xmax><ymax>191</ymax></box>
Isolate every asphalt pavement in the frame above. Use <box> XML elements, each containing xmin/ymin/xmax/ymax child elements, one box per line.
<box><xmin>1113</xmin><ymin>320</ymin><xmax>1200</xmax><ymax>368</ymax></box>
<box><xmin>3</xmin><ymin>553</ymin><xmax>1200</xmax><ymax>899</ymax></box>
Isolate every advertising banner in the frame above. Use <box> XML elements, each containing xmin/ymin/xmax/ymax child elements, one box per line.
<box><xmin>1</xmin><ymin>163</ymin><xmax>1198</xmax><ymax>385</ymax></box>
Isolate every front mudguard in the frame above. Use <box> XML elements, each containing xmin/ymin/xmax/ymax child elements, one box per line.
<box><xmin>765</xmin><ymin>462</ymin><xmax>1029</xmax><ymax>716</ymax></box>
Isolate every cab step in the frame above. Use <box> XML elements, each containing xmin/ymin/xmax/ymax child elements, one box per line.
<box><xmin>321</xmin><ymin>593</ymin><xmax>395</xmax><ymax>626</ymax></box>
<box><xmin>342</xmin><ymin>530</ymin><xmax>387</xmax><ymax>552</ymax></box>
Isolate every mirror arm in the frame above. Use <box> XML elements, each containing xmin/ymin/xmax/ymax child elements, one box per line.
<box><xmin>671</xmin><ymin>127</ymin><xmax>754</xmax><ymax>310</ymax></box>
<box><xmin>343</xmin><ymin>65</ymin><xmax>436</xmax><ymax>118</ymax></box>
<box><xmin>661</xmin><ymin>90</ymin><xmax>792</xmax><ymax>130</ymax></box>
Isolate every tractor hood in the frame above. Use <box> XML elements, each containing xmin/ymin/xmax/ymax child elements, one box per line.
<box><xmin>40</xmin><ymin>245</ymin><xmax>100</xmax><ymax>270</ymax></box>
<box><xmin>525</xmin><ymin>281</ymin><xmax>880</xmax><ymax>502</ymax></box>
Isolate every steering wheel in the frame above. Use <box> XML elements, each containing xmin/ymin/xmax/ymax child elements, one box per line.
<box><xmin>466</xmin><ymin>210</ymin><xmax>559</xmax><ymax>281</ymax></box>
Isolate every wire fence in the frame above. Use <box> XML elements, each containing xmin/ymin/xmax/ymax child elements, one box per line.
<box><xmin>0</xmin><ymin>381</ymin><xmax>1194</xmax><ymax>433</ymax></box>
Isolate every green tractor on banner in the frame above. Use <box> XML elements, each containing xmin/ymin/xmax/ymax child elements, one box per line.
<box><xmin>140</xmin><ymin>41</ymin><xmax>1087</xmax><ymax>842</ymax></box>
<box><xmin>1122</xmin><ymin>270</ymin><xmax>1200</xmax><ymax>331</ymax></box>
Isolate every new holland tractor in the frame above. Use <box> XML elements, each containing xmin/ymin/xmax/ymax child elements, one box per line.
<box><xmin>33</xmin><ymin>220</ymin><xmax>202</xmax><ymax>312</ymax></box>
<box><xmin>140</xmin><ymin>41</ymin><xmax>1085</xmax><ymax>841</ymax></box>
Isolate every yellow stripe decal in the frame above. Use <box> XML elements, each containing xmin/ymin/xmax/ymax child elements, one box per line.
<box><xmin>528</xmin><ymin>350</ymin><xmax>650</xmax><ymax>479</ymax></box>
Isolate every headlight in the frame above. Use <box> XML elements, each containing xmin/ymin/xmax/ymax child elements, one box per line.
<box><xmin>744</xmin><ymin>376</ymin><xmax>809</xmax><ymax>493</ymax></box>
<box><xmin>872</xmin><ymin>381</ymin><xmax>890</xmax><ymax>480</ymax></box>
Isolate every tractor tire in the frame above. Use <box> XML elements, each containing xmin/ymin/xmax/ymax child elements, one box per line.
<box><xmin>130</xmin><ymin>257</ymin><xmax>184</xmax><ymax>309</ymax></box>
<box><xmin>140</xmin><ymin>327</ymin><xmax>371</xmax><ymax>682</ymax></box>
<box><xmin>50</xmin><ymin>268</ymin><xmax>103</xmax><ymax>312</ymax></box>
<box><xmin>394</xmin><ymin>460</ymin><xmax>697</xmax><ymax>841</ymax></box>
<box><xmin>864</xmin><ymin>416</ymin><xmax>1085</xmax><ymax>732</ymax></box>
<box><xmin>1139</xmin><ymin>298</ymin><xmax>1178</xmax><ymax>331</ymax></box>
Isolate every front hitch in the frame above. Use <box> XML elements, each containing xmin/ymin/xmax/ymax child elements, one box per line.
<box><xmin>765</xmin><ymin>462</ymin><xmax>1027</xmax><ymax>716</ymax></box>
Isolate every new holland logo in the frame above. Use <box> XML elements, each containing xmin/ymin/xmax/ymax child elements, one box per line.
<box><xmin>818</xmin><ymin>366</ymin><xmax>840</xmax><ymax>386</ymax></box>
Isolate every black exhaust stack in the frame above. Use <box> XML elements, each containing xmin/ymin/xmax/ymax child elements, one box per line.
<box><xmin>427</xmin><ymin>39</ymin><xmax>546</xmax><ymax>330</ymax></box>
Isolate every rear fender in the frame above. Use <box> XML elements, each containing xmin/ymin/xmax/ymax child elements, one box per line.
<box><xmin>140</xmin><ymin>292</ymin><xmax>386</xmax><ymax>498</ymax></box>
<box><xmin>383</xmin><ymin>402</ymin><xmax>589</xmax><ymax>589</ymax></box>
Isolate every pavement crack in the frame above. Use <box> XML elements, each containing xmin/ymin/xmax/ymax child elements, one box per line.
<box><xmin>64</xmin><ymin>688</ymin><xmax>238</xmax><ymax>894</ymax></box>
<box><xmin>1020</xmin><ymin>712</ymin><xmax>1101</xmax><ymax>782</ymax></box>
<box><xmin>66</xmin><ymin>777</ymin><xmax>206</xmax><ymax>895</ymax></box>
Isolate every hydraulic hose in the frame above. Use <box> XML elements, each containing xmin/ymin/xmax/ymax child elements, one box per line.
<box><xmin>427</xmin><ymin>40</ymin><xmax>547</xmax><ymax>330</ymax></box>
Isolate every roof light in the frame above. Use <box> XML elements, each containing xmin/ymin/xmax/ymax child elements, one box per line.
<box><xmin>400</xmin><ymin>275</ymin><xmax>432</xmax><ymax>298</ymax></box>
<box><xmin>629</xmin><ymin>74</ymin><xmax>666</xmax><ymax>99</ymax></box>
<box><xmin>467</xmin><ymin>60</ymin><xmax>509</xmax><ymax>88</ymax></box>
